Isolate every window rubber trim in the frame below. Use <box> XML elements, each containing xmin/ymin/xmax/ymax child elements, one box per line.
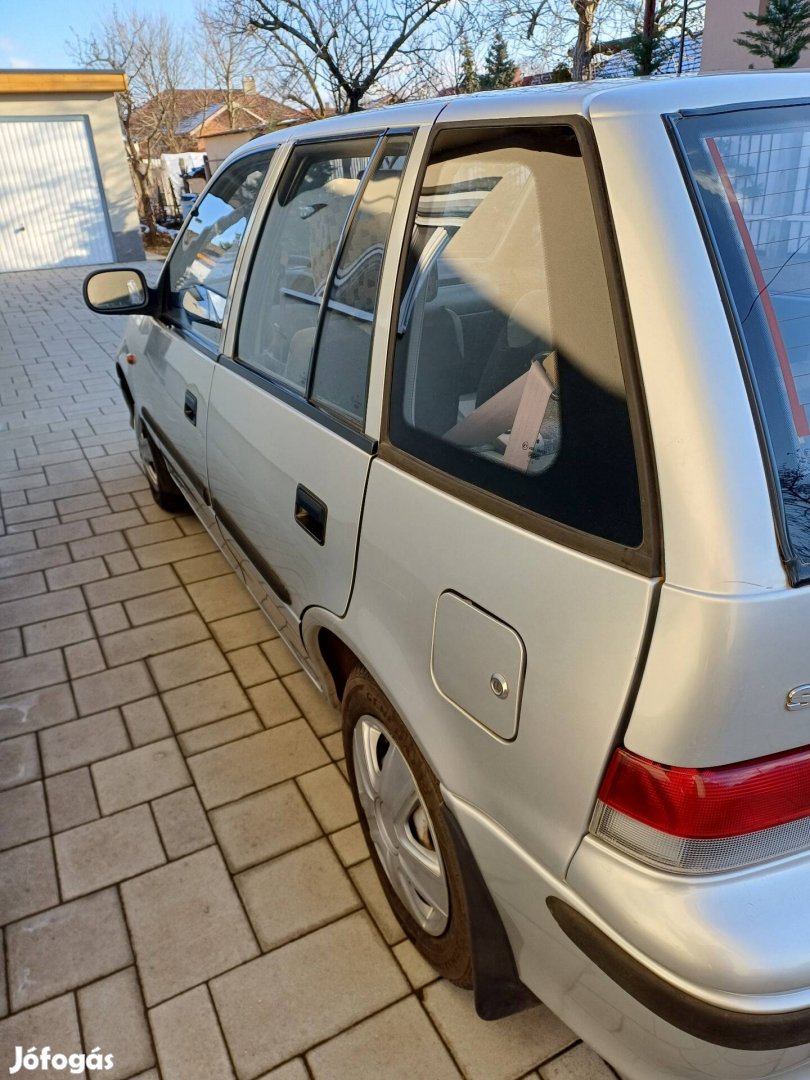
<box><xmin>377</xmin><ymin>113</ymin><xmax>662</xmax><ymax>580</ymax></box>
<box><xmin>548</xmin><ymin>897</ymin><xmax>810</xmax><ymax>1050</ymax></box>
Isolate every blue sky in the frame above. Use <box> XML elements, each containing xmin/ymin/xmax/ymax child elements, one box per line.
<box><xmin>0</xmin><ymin>0</ymin><xmax>199</xmax><ymax>69</ymax></box>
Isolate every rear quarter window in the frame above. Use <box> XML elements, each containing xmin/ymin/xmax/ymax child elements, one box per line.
<box><xmin>674</xmin><ymin>104</ymin><xmax>810</xmax><ymax>581</ymax></box>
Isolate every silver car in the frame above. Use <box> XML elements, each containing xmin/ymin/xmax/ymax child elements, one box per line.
<box><xmin>85</xmin><ymin>73</ymin><xmax>810</xmax><ymax>1079</ymax></box>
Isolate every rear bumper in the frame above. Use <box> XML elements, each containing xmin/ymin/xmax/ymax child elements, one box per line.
<box><xmin>444</xmin><ymin>789</ymin><xmax>810</xmax><ymax>1080</ymax></box>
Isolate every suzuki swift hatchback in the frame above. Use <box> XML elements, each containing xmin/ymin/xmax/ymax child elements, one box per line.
<box><xmin>85</xmin><ymin>73</ymin><xmax>810</xmax><ymax>1079</ymax></box>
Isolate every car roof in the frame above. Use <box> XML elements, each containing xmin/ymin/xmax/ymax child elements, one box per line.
<box><xmin>230</xmin><ymin>71</ymin><xmax>810</xmax><ymax>162</ymax></box>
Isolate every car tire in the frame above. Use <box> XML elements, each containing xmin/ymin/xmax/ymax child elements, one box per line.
<box><xmin>136</xmin><ymin>418</ymin><xmax>189</xmax><ymax>513</ymax></box>
<box><xmin>343</xmin><ymin>665</ymin><xmax>473</xmax><ymax>987</ymax></box>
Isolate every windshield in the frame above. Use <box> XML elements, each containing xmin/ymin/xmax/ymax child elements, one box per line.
<box><xmin>674</xmin><ymin>103</ymin><xmax>810</xmax><ymax>583</ymax></box>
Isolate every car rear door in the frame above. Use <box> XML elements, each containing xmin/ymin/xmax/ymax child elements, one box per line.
<box><xmin>207</xmin><ymin>125</ymin><xmax>427</xmax><ymax>650</ymax></box>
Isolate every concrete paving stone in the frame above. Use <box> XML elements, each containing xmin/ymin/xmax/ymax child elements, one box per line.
<box><xmin>29</xmin><ymin>477</ymin><xmax>100</xmax><ymax>504</ymax></box>
<box><xmin>0</xmin><ymin>649</ymin><xmax>66</xmax><ymax>698</ymax></box>
<box><xmin>237</xmin><ymin>838</ymin><xmax>360</xmax><ymax>951</ymax></box>
<box><xmin>321</xmin><ymin>732</ymin><xmax>344</xmax><ymax>761</ymax></box>
<box><xmin>423</xmin><ymin>981</ymin><xmax>576</xmax><ymax>1080</ymax></box>
<box><xmin>0</xmin><ymin>471</ymin><xmax>46</xmax><ymax>494</ymax></box>
<box><xmin>307</xmin><ymin>996</ymin><xmax>461</xmax><ymax>1080</ymax></box>
<box><xmin>173</xmin><ymin>550</ymin><xmax>231</xmax><ymax>583</ymax></box>
<box><xmin>163</xmin><ymin>672</ymin><xmax>251</xmax><ymax>733</ymax></box>
<box><xmin>40</xmin><ymin>709</ymin><xmax>130</xmax><ymax>775</ymax></box>
<box><xmin>0</xmin><ymin>586</ymin><xmax>84</xmax><ymax>630</ymax></box>
<box><xmin>0</xmin><ymin>781</ymin><xmax>49</xmax><ymax>851</ymax></box>
<box><xmin>95</xmin><ymin>462</ymin><xmax>142</xmax><ymax>482</ymax></box>
<box><xmin>260</xmin><ymin>635</ymin><xmax>302</xmax><ymax>678</ymax></box>
<box><xmin>45</xmin><ymin>556</ymin><xmax>109</xmax><ymax>591</ymax></box>
<box><xmin>147</xmin><ymin>638</ymin><xmax>229</xmax><ymax>692</ymax></box>
<box><xmin>23</xmin><ymin>611</ymin><xmax>95</xmax><ymax>654</ymax></box>
<box><xmin>330</xmin><ymin>823</ymin><xmax>368</xmax><ymax>868</ymax></box>
<box><xmin>152</xmin><ymin>786</ymin><xmax>214</xmax><ymax>859</ymax></box>
<box><xmin>8</xmin><ymin>516</ymin><xmax>58</xmax><ymax>534</ymax></box>
<box><xmin>100</xmin><ymin>611</ymin><xmax>209</xmax><ymax>667</ymax></box>
<box><xmin>138</xmin><ymin>503</ymin><xmax>177</xmax><ymax>525</ymax></box>
<box><xmin>254</xmin><ymin>1062</ymin><xmax>308</xmax><ymax>1080</ymax></box>
<box><xmin>72</xmin><ymin>661</ymin><xmax>155</xmax><ymax>715</ymax></box>
<box><xmin>4</xmin><ymin>500</ymin><xmax>56</xmax><ymax>524</ymax></box>
<box><xmin>55</xmin><ymin>804</ymin><xmax>165</xmax><ymax>898</ymax></box>
<box><xmin>34</xmin><ymin>519</ymin><xmax>92</xmax><ymax>548</ymax></box>
<box><xmin>210</xmin><ymin>781</ymin><xmax>321</xmax><ymax>873</ymax></box>
<box><xmin>297</xmin><ymin>763</ymin><xmax>357</xmax><ymax>833</ymax></box>
<box><xmin>150</xmin><ymin>984</ymin><xmax>235</xmax><ymax>1080</ymax></box>
<box><xmin>0</xmin><ymin>995</ymin><xmax>84</xmax><ymax>1078</ymax></box>
<box><xmin>0</xmin><ymin>733</ymin><xmax>40</xmax><ymax>790</ymax></box>
<box><xmin>211</xmin><ymin>911</ymin><xmax>408</xmax><ymax>1078</ymax></box>
<box><xmin>349</xmin><ymin>859</ymin><xmax>405</xmax><ymax>945</ymax></box>
<box><xmin>0</xmin><ymin>490</ymin><xmax>27</xmax><ymax>509</ymax></box>
<box><xmin>0</xmin><ymin>569</ymin><xmax>46</xmax><ymax>603</ymax></box>
<box><xmin>178</xmin><ymin>711</ymin><xmax>262</xmax><ymax>757</ymax></box>
<box><xmin>121</xmin><ymin>846</ymin><xmax>259</xmax><ymax>1006</ymax></box>
<box><xmin>0</xmin><ymin>628</ymin><xmax>22</xmax><ymax>662</ymax></box>
<box><xmin>178</xmin><ymin>516</ymin><xmax>205</xmax><ymax>536</ymax></box>
<box><xmin>45</xmin><ymin>768</ymin><xmax>100</xmax><ymax>833</ymax></box>
<box><xmin>337</xmin><ymin>760</ymin><xmax>349</xmax><ymax>782</ymax></box>
<box><xmin>247</xmin><ymin>679</ymin><xmax>300</xmax><ymax>729</ymax></box>
<box><xmin>70</xmin><ymin>530</ymin><xmax>128</xmax><ymax>561</ymax></box>
<box><xmin>78</xmin><ymin>967</ymin><xmax>156</xmax><ymax>1080</ymax></box>
<box><xmin>6</xmin><ymin>886</ymin><xmax>133</xmax><ymax>1010</ymax></box>
<box><xmin>392</xmin><ymin>939</ymin><xmax>440</xmax><ymax>990</ymax></box>
<box><xmin>100</xmin><ymin>474</ymin><xmax>150</xmax><ymax>497</ymax></box>
<box><xmin>65</xmin><ymin>638</ymin><xmax>106</xmax><ymax>679</ymax></box>
<box><xmin>125</xmin><ymin>586</ymin><xmax>193</xmax><ymax>626</ymax></box>
<box><xmin>122</xmin><ymin>696</ymin><xmax>172</xmax><ymax>747</ymax></box>
<box><xmin>209</xmin><ymin>610</ymin><xmax>277</xmax><ymax>651</ymax></box>
<box><xmin>0</xmin><ymin>933</ymin><xmax>5</xmax><ymax>1016</ymax></box>
<box><xmin>190</xmin><ymin>721</ymin><xmax>329</xmax><ymax>809</ymax></box>
<box><xmin>187</xmin><ymin>574</ymin><xmax>256</xmax><ymax>622</ymax></box>
<box><xmin>539</xmin><ymin>1044</ymin><xmax>618</xmax><ymax>1079</ymax></box>
<box><xmin>227</xmin><ymin>644</ymin><xmax>275</xmax><ymax>688</ymax></box>
<box><xmin>92</xmin><ymin>737</ymin><xmax>190</xmax><ymax>814</ymax></box>
<box><xmin>124</xmin><ymin>519</ymin><xmax>184</xmax><ymax>547</ymax></box>
<box><xmin>0</xmin><ymin>532</ymin><xmax>36</xmax><ymax>557</ymax></box>
<box><xmin>90</xmin><ymin>602</ymin><xmax>129</xmax><ymax>636</ymax></box>
<box><xmin>107</xmin><ymin>492</ymin><xmax>137</xmax><ymax>512</ymax></box>
<box><xmin>56</xmin><ymin>491</ymin><xmax>108</xmax><ymax>515</ymax></box>
<box><xmin>105</xmin><ymin>549</ymin><xmax>139</xmax><ymax>576</ymax></box>
<box><xmin>0</xmin><ymin>683</ymin><xmax>76</xmax><ymax>740</ymax></box>
<box><xmin>134</xmin><ymin>533</ymin><xmax>216</xmax><ymax>568</ymax></box>
<box><xmin>45</xmin><ymin>459</ymin><xmax>93</xmax><ymax>483</ymax></box>
<box><xmin>0</xmin><ymin>543</ymin><xmax>70</xmax><ymax>579</ymax></box>
<box><xmin>283</xmin><ymin>672</ymin><xmax>341</xmax><ymax>737</ymax></box>
<box><xmin>84</xmin><ymin>565</ymin><xmax>178</xmax><ymax>608</ymax></box>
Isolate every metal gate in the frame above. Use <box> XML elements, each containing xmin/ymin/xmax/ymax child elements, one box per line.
<box><xmin>0</xmin><ymin>117</ymin><xmax>115</xmax><ymax>272</ymax></box>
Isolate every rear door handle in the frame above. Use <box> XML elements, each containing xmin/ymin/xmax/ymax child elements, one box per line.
<box><xmin>294</xmin><ymin>484</ymin><xmax>327</xmax><ymax>545</ymax></box>
<box><xmin>184</xmin><ymin>391</ymin><xmax>197</xmax><ymax>425</ymax></box>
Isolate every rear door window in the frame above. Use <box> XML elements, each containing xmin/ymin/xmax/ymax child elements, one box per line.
<box><xmin>674</xmin><ymin>106</ymin><xmax>810</xmax><ymax>580</ymax></box>
<box><xmin>387</xmin><ymin>125</ymin><xmax>643</xmax><ymax>549</ymax></box>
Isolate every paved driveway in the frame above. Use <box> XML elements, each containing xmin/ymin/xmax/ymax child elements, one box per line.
<box><xmin>0</xmin><ymin>266</ymin><xmax>617</xmax><ymax>1080</ymax></box>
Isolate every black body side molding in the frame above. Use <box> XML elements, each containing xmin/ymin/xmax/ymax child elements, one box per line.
<box><xmin>548</xmin><ymin>897</ymin><xmax>810</xmax><ymax>1051</ymax></box>
<box><xmin>441</xmin><ymin>805</ymin><xmax>538</xmax><ymax>1021</ymax></box>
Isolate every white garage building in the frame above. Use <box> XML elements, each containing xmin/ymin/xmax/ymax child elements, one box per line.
<box><xmin>0</xmin><ymin>69</ymin><xmax>144</xmax><ymax>272</ymax></box>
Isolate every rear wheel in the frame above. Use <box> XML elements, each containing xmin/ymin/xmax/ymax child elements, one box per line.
<box><xmin>343</xmin><ymin>665</ymin><xmax>473</xmax><ymax>986</ymax></box>
<box><xmin>137</xmin><ymin>418</ymin><xmax>188</xmax><ymax>513</ymax></box>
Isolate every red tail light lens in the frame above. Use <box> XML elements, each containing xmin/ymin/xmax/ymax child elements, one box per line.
<box><xmin>591</xmin><ymin>745</ymin><xmax>810</xmax><ymax>874</ymax></box>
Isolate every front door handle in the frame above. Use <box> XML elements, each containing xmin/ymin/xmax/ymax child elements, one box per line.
<box><xmin>184</xmin><ymin>390</ymin><xmax>197</xmax><ymax>425</ymax></box>
<box><xmin>294</xmin><ymin>485</ymin><xmax>327</xmax><ymax>545</ymax></box>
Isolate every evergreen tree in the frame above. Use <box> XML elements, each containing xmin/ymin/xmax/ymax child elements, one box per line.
<box><xmin>735</xmin><ymin>0</ymin><xmax>810</xmax><ymax>67</ymax></box>
<box><xmin>459</xmin><ymin>36</ymin><xmax>480</xmax><ymax>93</ymax></box>
<box><xmin>480</xmin><ymin>32</ymin><xmax>518</xmax><ymax>90</ymax></box>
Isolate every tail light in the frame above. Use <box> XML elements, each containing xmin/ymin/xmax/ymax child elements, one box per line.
<box><xmin>590</xmin><ymin>745</ymin><xmax>810</xmax><ymax>874</ymax></box>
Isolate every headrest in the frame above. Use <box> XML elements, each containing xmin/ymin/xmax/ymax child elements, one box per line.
<box><xmin>507</xmin><ymin>290</ymin><xmax>551</xmax><ymax>349</ymax></box>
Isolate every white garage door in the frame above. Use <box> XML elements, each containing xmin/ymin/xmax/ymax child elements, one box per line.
<box><xmin>0</xmin><ymin>117</ymin><xmax>115</xmax><ymax>272</ymax></box>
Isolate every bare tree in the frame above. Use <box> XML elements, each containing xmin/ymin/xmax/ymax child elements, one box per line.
<box><xmin>220</xmin><ymin>0</ymin><xmax>467</xmax><ymax>112</ymax></box>
<box><xmin>68</xmin><ymin>6</ymin><xmax>189</xmax><ymax>235</ymax></box>
<box><xmin>198</xmin><ymin>9</ymin><xmax>251</xmax><ymax>127</ymax></box>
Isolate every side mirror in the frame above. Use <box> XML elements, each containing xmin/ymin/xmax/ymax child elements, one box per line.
<box><xmin>181</xmin><ymin>285</ymin><xmax>224</xmax><ymax>328</ymax></box>
<box><xmin>83</xmin><ymin>268</ymin><xmax>152</xmax><ymax>315</ymax></box>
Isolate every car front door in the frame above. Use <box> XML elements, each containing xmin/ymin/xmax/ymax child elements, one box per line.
<box><xmin>132</xmin><ymin>150</ymin><xmax>274</xmax><ymax>518</ymax></box>
<box><xmin>206</xmin><ymin>130</ymin><xmax>416</xmax><ymax>651</ymax></box>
